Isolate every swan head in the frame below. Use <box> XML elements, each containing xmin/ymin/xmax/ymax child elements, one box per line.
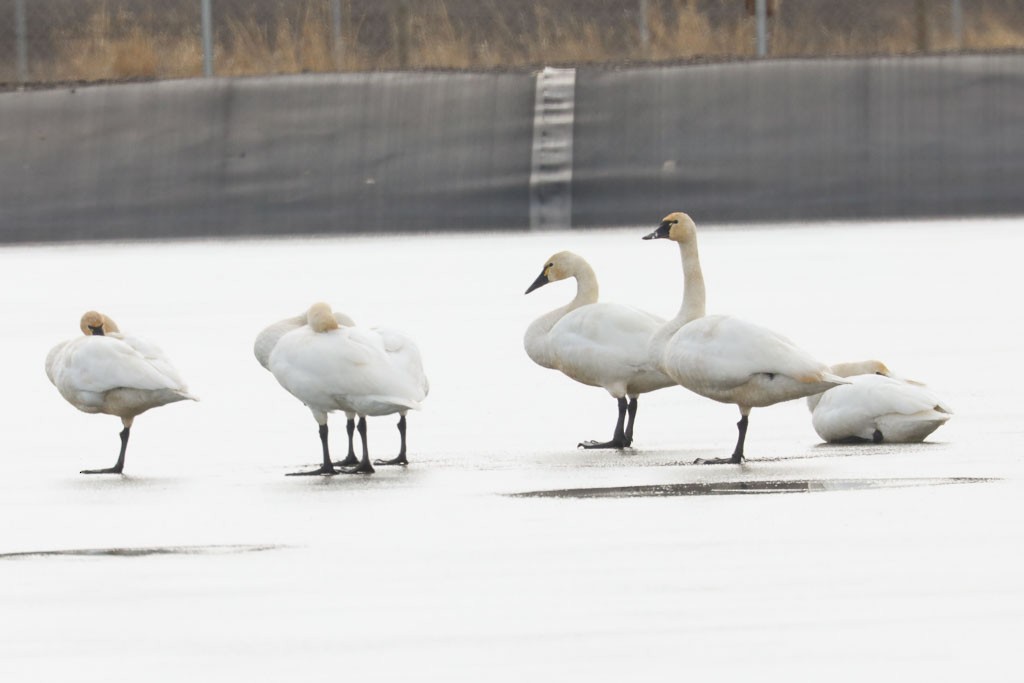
<box><xmin>830</xmin><ymin>360</ymin><xmax>927</xmax><ymax>386</ymax></box>
<box><xmin>525</xmin><ymin>251</ymin><xmax>585</xmax><ymax>294</ymax></box>
<box><xmin>829</xmin><ymin>360</ymin><xmax>892</xmax><ymax>378</ymax></box>
<box><xmin>306</xmin><ymin>302</ymin><xmax>341</xmax><ymax>333</ymax></box>
<box><xmin>79</xmin><ymin>311</ymin><xmax>119</xmax><ymax>336</ymax></box>
<box><xmin>643</xmin><ymin>212</ymin><xmax>697</xmax><ymax>243</ymax></box>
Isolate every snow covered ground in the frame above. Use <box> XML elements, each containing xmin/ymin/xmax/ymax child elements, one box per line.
<box><xmin>1</xmin><ymin>218</ymin><xmax>1021</xmax><ymax>681</ymax></box>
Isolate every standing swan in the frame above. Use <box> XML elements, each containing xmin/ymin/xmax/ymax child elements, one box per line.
<box><xmin>524</xmin><ymin>251</ymin><xmax>675</xmax><ymax>449</ymax></box>
<box><xmin>255</xmin><ymin>309</ymin><xmax>361</xmax><ymax>467</ymax></box>
<box><xmin>644</xmin><ymin>213</ymin><xmax>847</xmax><ymax>464</ymax></box>
<box><xmin>806</xmin><ymin>360</ymin><xmax>953</xmax><ymax>443</ymax></box>
<box><xmin>262</xmin><ymin>302</ymin><xmax>428</xmax><ymax>476</ymax></box>
<box><xmin>45</xmin><ymin>311</ymin><xmax>197</xmax><ymax>474</ymax></box>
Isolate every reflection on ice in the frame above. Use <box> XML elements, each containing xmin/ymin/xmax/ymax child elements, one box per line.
<box><xmin>511</xmin><ymin>477</ymin><xmax>995</xmax><ymax>498</ymax></box>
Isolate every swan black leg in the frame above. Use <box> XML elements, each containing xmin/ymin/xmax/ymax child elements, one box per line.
<box><xmin>374</xmin><ymin>415</ymin><xmax>409</xmax><ymax>466</ymax></box>
<box><xmin>341</xmin><ymin>417</ymin><xmax>375</xmax><ymax>474</ymax></box>
<box><xmin>578</xmin><ymin>397</ymin><xmax>629</xmax><ymax>449</ymax></box>
<box><xmin>287</xmin><ymin>424</ymin><xmax>338</xmax><ymax>476</ymax></box>
<box><xmin>623</xmin><ymin>397</ymin><xmax>639</xmax><ymax>447</ymax></box>
<box><xmin>81</xmin><ymin>427</ymin><xmax>129</xmax><ymax>474</ymax></box>
<box><xmin>695</xmin><ymin>414</ymin><xmax>748</xmax><ymax>465</ymax></box>
<box><xmin>333</xmin><ymin>418</ymin><xmax>359</xmax><ymax>467</ymax></box>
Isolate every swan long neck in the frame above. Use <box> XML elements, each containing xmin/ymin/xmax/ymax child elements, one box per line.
<box><xmin>524</xmin><ymin>263</ymin><xmax>599</xmax><ymax>367</ymax></box>
<box><xmin>569</xmin><ymin>259</ymin><xmax>600</xmax><ymax>310</ymax></box>
<box><xmin>529</xmin><ymin>268</ymin><xmax>599</xmax><ymax>334</ymax></box>
<box><xmin>677</xmin><ymin>238</ymin><xmax>706</xmax><ymax>324</ymax></box>
<box><xmin>650</xmin><ymin>237</ymin><xmax>707</xmax><ymax>362</ymax></box>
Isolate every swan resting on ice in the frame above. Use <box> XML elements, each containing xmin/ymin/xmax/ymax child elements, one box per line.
<box><xmin>258</xmin><ymin>302</ymin><xmax>428</xmax><ymax>476</ymax></box>
<box><xmin>807</xmin><ymin>360</ymin><xmax>953</xmax><ymax>443</ymax></box>
<box><xmin>524</xmin><ymin>251</ymin><xmax>675</xmax><ymax>449</ymax></box>
<box><xmin>45</xmin><ymin>311</ymin><xmax>196</xmax><ymax>474</ymax></box>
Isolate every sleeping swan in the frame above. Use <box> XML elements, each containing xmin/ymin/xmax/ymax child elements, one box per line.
<box><xmin>259</xmin><ymin>302</ymin><xmax>428</xmax><ymax>476</ymax></box>
<box><xmin>524</xmin><ymin>251</ymin><xmax>675</xmax><ymax>449</ymax></box>
<box><xmin>644</xmin><ymin>212</ymin><xmax>847</xmax><ymax>464</ymax></box>
<box><xmin>45</xmin><ymin>311</ymin><xmax>196</xmax><ymax>474</ymax></box>
<box><xmin>807</xmin><ymin>360</ymin><xmax>953</xmax><ymax>443</ymax></box>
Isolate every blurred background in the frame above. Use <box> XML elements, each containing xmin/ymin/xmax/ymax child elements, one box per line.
<box><xmin>2</xmin><ymin>0</ymin><xmax>1023</xmax><ymax>84</ymax></box>
<box><xmin>3</xmin><ymin>1</ymin><xmax>1023</xmax><ymax>242</ymax></box>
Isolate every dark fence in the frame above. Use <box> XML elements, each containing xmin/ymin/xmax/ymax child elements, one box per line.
<box><xmin>3</xmin><ymin>54</ymin><xmax>1022</xmax><ymax>242</ymax></box>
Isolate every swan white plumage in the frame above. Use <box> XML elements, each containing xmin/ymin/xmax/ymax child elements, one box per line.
<box><xmin>644</xmin><ymin>212</ymin><xmax>847</xmax><ymax>464</ymax></box>
<box><xmin>524</xmin><ymin>251</ymin><xmax>675</xmax><ymax>449</ymax></box>
<box><xmin>257</xmin><ymin>302</ymin><xmax>428</xmax><ymax>476</ymax></box>
<box><xmin>807</xmin><ymin>360</ymin><xmax>953</xmax><ymax>443</ymax></box>
<box><xmin>45</xmin><ymin>311</ymin><xmax>196</xmax><ymax>474</ymax></box>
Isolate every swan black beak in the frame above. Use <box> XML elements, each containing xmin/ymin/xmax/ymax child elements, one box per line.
<box><xmin>88</xmin><ymin>325</ymin><xmax>105</xmax><ymax>336</ymax></box>
<box><xmin>525</xmin><ymin>271</ymin><xmax>550</xmax><ymax>294</ymax></box>
<box><xmin>643</xmin><ymin>222</ymin><xmax>671</xmax><ymax>240</ymax></box>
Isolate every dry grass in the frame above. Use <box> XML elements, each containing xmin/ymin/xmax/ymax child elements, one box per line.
<box><xmin>17</xmin><ymin>0</ymin><xmax>1024</xmax><ymax>84</ymax></box>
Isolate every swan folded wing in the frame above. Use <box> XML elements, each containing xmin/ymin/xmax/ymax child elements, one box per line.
<box><xmin>114</xmin><ymin>332</ymin><xmax>190</xmax><ymax>389</ymax></box>
<box><xmin>270</xmin><ymin>327</ymin><xmax>423</xmax><ymax>410</ymax></box>
<box><xmin>828</xmin><ymin>375</ymin><xmax>953</xmax><ymax>417</ymax></box>
<box><xmin>671</xmin><ymin>316</ymin><xmax>834</xmax><ymax>390</ymax></box>
<box><xmin>372</xmin><ymin>326</ymin><xmax>430</xmax><ymax>399</ymax></box>
<box><xmin>52</xmin><ymin>336</ymin><xmax>188</xmax><ymax>394</ymax></box>
<box><xmin>549</xmin><ymin>304</ymin><xmax>663</xmax><ymax>384</ymax></box>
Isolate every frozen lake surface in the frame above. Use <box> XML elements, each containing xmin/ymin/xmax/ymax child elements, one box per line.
<box><xmin>2</xmin><ymin>218</ymin><xmax>1022</xmax><ymax>680</ymax></box>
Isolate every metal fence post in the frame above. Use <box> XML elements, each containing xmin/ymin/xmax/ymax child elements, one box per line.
<box><xmin>951</xmin><ymin>0</ymin><xmax>964</xmax><ymax>49</ymax></box>
<box><xmin>396</xmin><ymin>0</ymin><xmax>410</xmax><ymax>69</ymax></box>
<box><xmin>15</xmin><ymin>0</ymin><xmax>29</xmax><ymax>83</ymax></box>
<box><xmin>201</xmin><ymin>0</ymin><xmax>214</xmax><ymax>77</ymax></box>
<box><xmin>755</xmin><ymin>0</ymin><xmax>768</xmax><ymax>57</ymax></box>
<box><xmin>331</xmin><ymin>0</ymin><xmax>344</xmax><ymax>69</ymax></box>
<box><xmin>637</xmin><ymin>0</ymin><xmax>649</xmax><ymax>57</ymax></box>
<box><xmin>914</xmin><ymin>0</ymin><xmax>929</xmax><ymax>52</ymax></box>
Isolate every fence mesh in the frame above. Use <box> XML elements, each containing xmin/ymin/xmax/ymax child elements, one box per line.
<box><xmin>2</xmin><ymin>0</ymin><xmax>1023</xmax><ymax>86</ymax></box>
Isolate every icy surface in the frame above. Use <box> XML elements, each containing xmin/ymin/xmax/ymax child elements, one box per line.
<box><xmin>1</xmin><ymin>219</ymin><xmax>1022</xmax><ymax>680</ymax></box>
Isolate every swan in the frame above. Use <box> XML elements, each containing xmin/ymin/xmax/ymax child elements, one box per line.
<box><xmin>255</xmin><ymin>309</ymin><xmax>361</xmax><ymax>467</ymax></box>
<box><xmin>45</xmin><ymin>311</ymin><xmax>197</xmax><ymax>474</ymax></box>
<box><xmin>806</xmin><ymin>360</ymin><xmax>953</xmax><ymax>443</ymax></box>
<box><xmin>259</xmin><ymin>302</ymin><xmax>428</xmax><ymax>476</ymax></box>
<box><xmin>644</xmin><ymin>212</ymin><xmax>847</xmax><ymax>464</ymax></box>
<box><xmin>524</xmin><ymin>251</ymin><xmax>675</xmax><ymax>449</ymax></box>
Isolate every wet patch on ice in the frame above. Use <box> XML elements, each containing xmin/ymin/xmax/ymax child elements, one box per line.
<box><xmin>510</xmin><ymin>477</ymin><xmax>995</xmax><ymax>499</ymax></box>
<box><xmin>0</xmin><ymin>544</ymin><xmax>282</xmax><ymax>560</ymax></box>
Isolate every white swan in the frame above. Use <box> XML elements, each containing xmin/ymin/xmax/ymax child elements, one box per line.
<box><xmin>644</xmin><ymin>212</ymin><xmax>847</xmax><ymax>464</ymax></box>
<box><xmin>45</xmin><ymin>311</ymin><xmax>197</xmax><ymax>474</ymax></box>
<box><xmin>807</xmin><ymin>360</ymin><xmax>953</xmax><ymax>443</ymax></box>
<box><xmin>258</xmin><ymin>302</ymin><xmax>428</xmax><ymax>476</ymax></box>
<box><xmin>524</xmin><ymin>251</ymin><xmax>675</xmax><ymax>449</ymax></box>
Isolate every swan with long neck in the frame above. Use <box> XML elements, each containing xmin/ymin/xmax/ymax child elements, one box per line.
<box><xmin>644</xmin><ymin>212</ymin><xmax>847</xmax><ymax>464</ymax></box>
<box><xmin>524</xmin><ymin>251</ymin><xmax>675</xmax><ymax>449</ymax></box>
<box><xmin>807</xmin><ymin>360</ymin><xmax>953</xmax><ymax>443</ymax></box>
<box><xmin>260</xmin><ymin>302</ymin><xmax>428</xmax><ymax>476</ymax></box>
<box><xmin>46</xmin><ymin>310</ymin><xmax>197</xmax><ymax>474</ymax></box>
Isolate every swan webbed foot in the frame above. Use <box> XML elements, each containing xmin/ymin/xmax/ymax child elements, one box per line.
<box><xmin>80</xmin><ymin>466</ymin><xmax>124</xmax><ymax>475</ymax></box>
<box><xmin>332</xmin><ymin>454</ymin><xmax>360</xmax><ymax>467</ymax></box>
<box><xmin>373</xmin><ymin>454</ymin><xmax>408</xmax><ymax>466</ymax></box>
<box><xmin>286</xmin><ymin>464</ymin><xmax>339</xmax><ymax>476</ymax></box>
<box><xmin>339</xmin><ymin>460</ymin><xmax>375</xmax><ymax>475</ymax></box>
<box><xmin>578</xmin><ymin>439</ymin><xmax>628</xmax><ymax>450</ymax></box>
<box><xmin>693</xmin><ymin>455</ymin><xmax>745</xmax><ymax>465</ymax></box>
